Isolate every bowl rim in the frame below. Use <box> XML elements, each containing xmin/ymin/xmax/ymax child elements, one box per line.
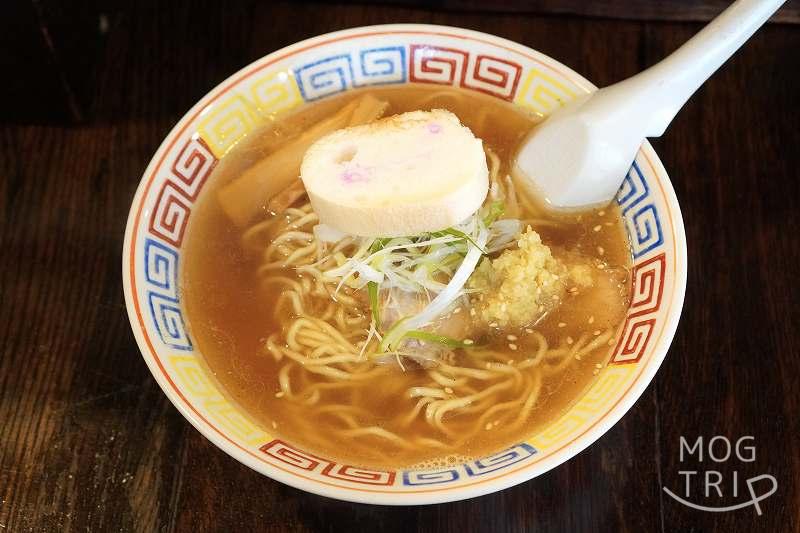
<box><xmin>122</xmin><ymin>23</ymin><xmax>688</xmax><ymax>505</ymax></box>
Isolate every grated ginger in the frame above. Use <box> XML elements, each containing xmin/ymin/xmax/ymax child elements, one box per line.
<box><xmin>468</xmin><ymin>227</ymin><xmax>592</xmax><ymax>328</ymax></box>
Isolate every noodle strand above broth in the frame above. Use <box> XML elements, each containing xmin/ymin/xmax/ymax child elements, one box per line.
<box><xmin>182</xmin><ymin>86</ymin><xmax>632</xmax><ymax>468</ymax></box>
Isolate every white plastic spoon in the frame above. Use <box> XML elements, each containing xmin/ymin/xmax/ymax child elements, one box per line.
<box><xmin>514</xmin><ymin>0</ymin><xmax>786</xmax><ymax>210</ymax></box>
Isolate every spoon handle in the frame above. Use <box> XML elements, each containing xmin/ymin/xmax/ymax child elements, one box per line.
<box><xmin>592</xmin><ymin>0</ymin><xmax>786</xmax><ymax>138</ymax></box>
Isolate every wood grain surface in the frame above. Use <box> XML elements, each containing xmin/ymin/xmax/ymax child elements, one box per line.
<box><xmin>1</xmin><ymin>1</ymin><xmax>799</xmax><ymax>531</ymax></box>
<box><xmin>370</xmin><ymin>0</ymin><xmax>800</xmax><ymax>23</ymax></box>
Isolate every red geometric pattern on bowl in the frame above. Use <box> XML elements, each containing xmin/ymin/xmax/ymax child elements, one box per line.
<box><xmin>147</xmin><ymin>137</ymin><xmax>218</xmax><ymax>247</ymax></box>
<box><xmin>611</xmin><ymin>253</ymin><xmax>666</xmax><ymax>364</ymax></box>
<box><xmin>409</xmin><ymin>44</ymin><xmax>522</xmax><ymax>101</ymax></box>
<box><xmin>628</xmin><ymin>253</ymin><xmax>666</xmax><ymax>318</ymax></box>
<box><xmin>260</xmin><ymin>440</ymin><xmax>396</xmax><ymax>486</ymax></box>
<box><xmin>169</xmin><ymin>137</ymin><xmax>217</xmax><ymax>201</ymax></box>
<box><xmin>148</xmin><ymin>182</ymin><xmax>192</xmax><ymax>248</ymax></box>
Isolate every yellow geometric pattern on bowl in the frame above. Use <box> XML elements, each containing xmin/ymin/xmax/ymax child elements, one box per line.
<box><xmin>198</xmin><ymin>70</ymin><xmax>302</xmax><ymax>158</ymax></box>
<box><xmin>249</xmin><ymin>71</ymin><xmax>303</xmax><ymax>117</ymax></box>
<box><xmin>168</xmin><ymin>354</ymin><xmax>269</xmax><ymax>446</ymax></box>
<box><xmin>528</xmin><ymin>363</ymin><xmax>637</xmax><ymax>450</ymax></box>
<box><xmin>514</xmin><ymin>67</ymin><xmax>579</xmax><ymax>118</ymax></box>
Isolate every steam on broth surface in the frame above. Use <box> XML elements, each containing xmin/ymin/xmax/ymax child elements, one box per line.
<box><xmin>182</xmin><ymin>85</ymin><xmax>631</xmax><ymax>469</ymax></box>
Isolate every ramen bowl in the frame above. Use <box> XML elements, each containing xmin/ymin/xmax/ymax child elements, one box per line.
<box><xmin>122</xmin><ymin>24</ymin><xmax>687</xmax><ymax>505</ymax></box>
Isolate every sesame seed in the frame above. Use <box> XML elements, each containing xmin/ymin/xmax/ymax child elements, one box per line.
<box><xmin>493</xmin><ymin>420</ymin><xmax>501</xmax><ymax>427</ymax></box>
<box><xmin>593</xmin><ymin>330</ymin><xmax>601</xmax><ymax>336</ymax></box>
<box><xmin>508</xmin><ymin>343</ymin><xmax>518</xmax><ymax>351</ymax></box>
<box><xmin>485</xmin><ymin>423</ymin><xmax>493</xmax><ymax>431</ymax></box>
<box><xmin>525</xmin><ymin>328</ymin><xmax>534</xmax><ymax>334</ymax></box>
<box><xmin>588</xmin><ymin>316</ymin><xmax>595</xmax><ymax>324</ymax></box>
<box><xmin>568</xmin><ymin>287</ymin><xmax>578</xmax><ymax>294</ymax></box>
<box><xmin>598</xmin><ymin>210</ymin><xmax>606</xmax><ymax>216</ymax></box>
<box><xmin>275</xmin><ymin>391</ymin><xmax>285</xmax><ymax>398</ymax></box>
<box><xmin>463</xmin><ymin>339</ymin><xmax>474</xmax><ymax>345</ymax></box>
<box><xmin>552</xmin><ymin>294</ymin><xmax>560</xmax><ymax>301</ymax></box>
<box><xmin>489</xmin><ymin>322</ymin><xmax>499</xmax><ymax>328</ymax></box>
<box><xmin>558</xmin><ymin>322</ymin><xmax>566</xmax><ymax>328</ymax></box>
<box><xmin>608</xmin><ymin>338</ymin><xmax>616</xmax><ymax>346</ymax></box>
<box><xmin>597</xmin><ymin>263</ymin><xmax>606</xmax><ymax>270</ymax></box>
<box><xmin>454</xmin><ymin>307</ymin><xmax>462</xmax><ymax>314</ymax></box>
<box><xmin>485</xmin><ymin>363</ymin><xmax>492</xmax><ymax>369</ymax></box>
<box><xmin>566</xmin><ymin>336</ymin><xmax>574</xmax><ymax>345</ymax></box>
<box><xmin>597</xmin><ymin>246</ymin><xmax>605</xmax><ymax>255</ymax></box>
<box><xmin>470</xmin><ymin>308</ymin><xmax>477</xmax><ymax>317</ymax></box>
<box><xmin>575</xmin><ymin>354</ymin><xmax>582</xmax><ymax>360</ymax></box>
<box><xmin>605</xmin><ymin>222</ymin><xmax>613</xmax><ymax>226</ymax></box>
<box><xmin>271</xmin><ymin>421</ymin><xmax>277</xmax><ymax>429</ymax></box>
<box><xmin>595</xmin><ymin>363</ymin><xmax>603</xmax><ymax>369</ymax></box>
<box><xmin>445</xmin><ymin>387</ymin><xmax>454</xmax><ymax>394</ymax></box>
<box><xmin>593</xmin><ymin>225</ymin><xmax>602</xmax><ymax>232</ymax></box>
<box><xmin>593</xmin><ymin>369</ymin><xmax>600</xmax><ymax>375</ymax></box>
<box><xmin>507</xmin><ymin>334</ymin><xmax>518</xmax><ymax>341</ymax></box>
<box><xmin>538</xmin><ymin>305</ymin><xmax>545</xmax><ymax>313</ymax></box>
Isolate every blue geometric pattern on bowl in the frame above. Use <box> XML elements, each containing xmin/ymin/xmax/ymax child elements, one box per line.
<box><xmin>402</xmin><ymin>443</ymin><xmax>537</xmax><ymax>486</ymax></box>
<box><xmin>618</xmin><ymin>161</ymin><xmax>664</xmax><ymax>258</ymax></box>
<box><xmin>294</xmin><ymin>46</ymin><xmax>407</xmax><ymax>101</ymax></box>
<box><xmin>144</xmin><ymin>237</ymin><xmax>192</xmax><ymax>351</ymax></box>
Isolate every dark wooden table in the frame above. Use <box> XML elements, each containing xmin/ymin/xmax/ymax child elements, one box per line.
<box><xmin>2</xmin><ymin>1</ymin><xmax>799</xmax><ymax>531</ymax></box>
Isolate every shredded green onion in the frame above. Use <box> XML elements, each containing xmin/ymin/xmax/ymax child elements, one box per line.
<box><xmin>379</xmin><ymin>317</ymin><xmax>409</xmax><ymax>353</ymax></box>
<box><xmin>369</xmin><ymin>237</ymin><xmax>391</xmax><ymax>253</ymax></box>
<box><xmin>320</xmin><ymin>208</ymin><xmax>504</xmax><ymax>355</ymax></box>
<box><xmin>402</xmin><ymin>330</ymin><xmax>468</xmax><ymax>349</ymax></box>
<box><xmin>434</xmin><ymin>227</ymin><xmax>487</xmax><ymax>255</ymax></box>
<box><xmin>483</xmin><ymin>201</ymin><xmax>505</xmax><ymax>226</ymax></box>
<box><xmin>367</xmin><ymin>281</ymin><xmax>380</xmax><ymax>329</ymax></box>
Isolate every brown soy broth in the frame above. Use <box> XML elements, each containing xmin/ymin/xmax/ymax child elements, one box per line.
<box><xmin>182</xmin><ymin>85</ymin><xmax>631</xmax><ymax>468</ymax></box>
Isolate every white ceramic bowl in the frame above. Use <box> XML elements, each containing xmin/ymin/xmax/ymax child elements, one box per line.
<box><xmin>122</xmin><ymin>24</ymin><xmax>687</xmax><ymax>505</ymax></box>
